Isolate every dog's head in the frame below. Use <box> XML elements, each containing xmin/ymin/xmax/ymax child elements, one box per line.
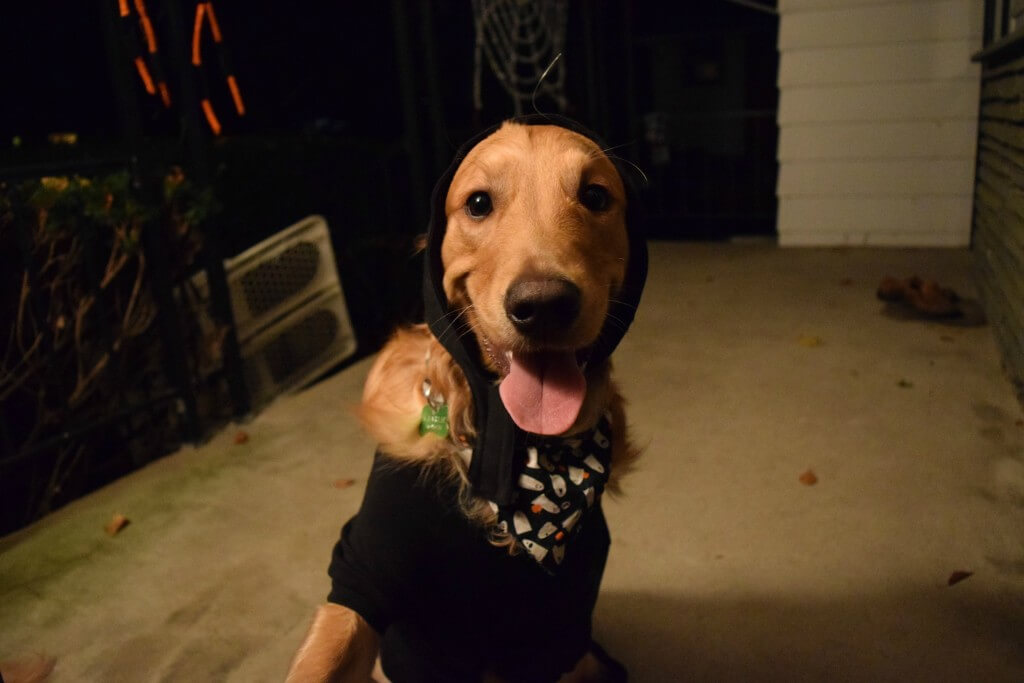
<box><xmin>438</xmin><ymin>122</ymin><xmax>632</xmax><ymax>435</ymax></box>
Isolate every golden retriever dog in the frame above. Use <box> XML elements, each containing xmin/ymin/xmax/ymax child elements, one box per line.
<box><xmin>287</xmin><ymin>117</ymin><xmax>647</xmax><ymax>683</ymax></box>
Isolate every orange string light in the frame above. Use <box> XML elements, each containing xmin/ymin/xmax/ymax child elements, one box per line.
<box><xmin>226</xmin><ymin>75</ymin><xmax>245</xmax><ymax>115</ymax></box>
<box><xmin>201</xmin><ymin>98</ymin><xmax>222</xmax><ymax>135</ymax></box>
<box><xmin>191</xmin><ymin>3</ymin><xmax>206</xmax><ymax>66</ymax></box>
<box><xmin>133</xmin><ymin>56</ymin><xmax>156</xmax><ymax>94</ymax></box>
<box><xmin>132</xmin><ymin>0</ymin><xmax>150</xmax><ymax>22</ymax></box>
<box><xmin>140</xmin><ymin>16</ymin><xmax>157</xmax><ymax>52</ymax></box>
<box><xmin>205</xmin><ymin>2</ymin><xmax>223</xmax><ymax>43</ymax></box>
<box><xmin>118</xmin><ymin>0</ymin><xmax>130</xmax><ymax>18</ymax></box>
<box><xmin>157</xmin><ymin>81</ymin><xmax>172</xmax><ymax>107</ymax></box>
<box><xmin>133</xmin><ymin>0</ymin><xmax>157</xmax><ymax>53</ymax></box>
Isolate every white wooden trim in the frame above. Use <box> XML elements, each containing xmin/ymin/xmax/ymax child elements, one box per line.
<box><xmin>776</xmin><ymin>0</ymin><xmax>981</xmax><ymax>247</ymax></box>
<box><xmin>779</xmin><ymin>42</ymin><xmax>980</xmax><ymax>86</ymax></box>
<box><xmin>779</xmin><ymin>2</ymin><xmax>983</xmax><ymax>49</ymax></box>
<box><xmin>778</xmin><ymin>80</ymin><xmax>980</xmax><ymax>125</ymax></box>
<box><xmin>778</xmin><ymin>121</ymin><xmax>979</xmax><ymax>161</ymax></box>
<box><xmin>777</xmin><ymin>159</ymin><xmax>977</xmax><ymax>197</ymax></box>
<box><xmin>780</xmin><ymin>0</ymin><xmax>941</xmax><ymax>11</ymax></box>
<box><xmin>778</xmin><ymin>196</ymin><xmax>973</xmax><ymax>236</ymax></box>
<box><xmin>779</xmin><ymin>229</ymin><xmax>970</xmax><ymax>247</ymax></box>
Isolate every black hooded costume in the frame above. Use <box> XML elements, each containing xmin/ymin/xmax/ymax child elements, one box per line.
<box><xmin>327</xmin><ymin>115</ymin><xmax>647</xmax><ymax>682</ymax></box>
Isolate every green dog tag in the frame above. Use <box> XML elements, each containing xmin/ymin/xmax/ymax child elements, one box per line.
<box><xmin>420</xmin><ymin>404</ymin><xmax>450</xmax><ymax>438</ymax></box>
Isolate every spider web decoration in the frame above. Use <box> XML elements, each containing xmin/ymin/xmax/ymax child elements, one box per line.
<box><xmin>472</xmin><ymin>0</ymin><xmax>569</xmax><ymax>115</ymax></box>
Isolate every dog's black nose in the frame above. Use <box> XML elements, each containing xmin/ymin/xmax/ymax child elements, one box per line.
<box><xmin>504</xmin><ymin>276</ymin><xmax>581</xmax><ymax>336</ymax></box>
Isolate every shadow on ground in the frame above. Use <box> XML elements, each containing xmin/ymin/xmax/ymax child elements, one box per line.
<box><xmin>595</xmin><ymin>587</ymin><xmax>1024</xmax><ymax>682</ymax></box>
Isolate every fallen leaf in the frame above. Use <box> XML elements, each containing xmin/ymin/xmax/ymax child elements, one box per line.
<box><xmin>0</xmin><ymin>655</ymin><xmax>55</xmax><ymax>682</ymax></box>
<box><xmin>799</xmin><ymin>469</ymin><xmax>818</xmax><ymax>486</ymax></box>
<box><xmin>839</xmin><ymin>277</ymin><xmax>854</xmax><ymax>286</ymax></box>
<box><xmin>332</xmin><ymin>478</ymin><xmax>356</xmax><ymax>489</ymax></box>
<box><xmin>798</xmin><ymin>335</ymin><xmax>823</xmax><ymax>348</ymax></box>
<box><xmin>105</xmin><ymin>513</ymin><xmax>130</xmax><ymax>536</ymax></box>
<box><xmin>940</xmin><ymin>335</ymin><xmax>954</xmax><ymax>343</ymax></box>
<box><xmin>233</xmin><ymin>430</ymin><xmax>249</xmax><ymax>445</ymax></box>
<box><xmin>897</xmin><ymin>379</ymin><xmax>914</xmax><ymax>388</ymax></box>
<box><xmin>1015</xmin><ymin>419</ymin><xmax>1023</xmax><ymax>427</ymax></box>
<box><xmin>947</xmin><ymin>570</ymin><xmax>973</xmax><ymax>586</ymax></box>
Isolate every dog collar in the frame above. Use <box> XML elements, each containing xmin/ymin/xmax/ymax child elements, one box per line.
<box><xmin>422</xmin><ymin>114</ymin><xmax>647</xmax><ymax>505</ymax></box>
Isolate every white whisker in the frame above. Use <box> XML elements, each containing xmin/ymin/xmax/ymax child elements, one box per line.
<box><xmin>432</xmin><ymin>304</ymin><xmax>474</xmax><ymax>341</ymax></box>
<box><xmin>604</xmin><ymin>154</ymin><xmax>649</xmax><ymax>186</ymax></box>
<box><xmin>608</xmin><ymin>297</ymin><xmax>638</xmax><ymax>312</ymax></box>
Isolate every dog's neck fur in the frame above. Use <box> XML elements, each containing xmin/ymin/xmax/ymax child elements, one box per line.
<box><xmin>357</xmin><ymin>325</ymin><xmax>614</xmax><ymax>462</ymax></box>
<box><xmin>355</xmin><ymin>324</ymin><xmax>634</xmax><ymax>547</ymax></box>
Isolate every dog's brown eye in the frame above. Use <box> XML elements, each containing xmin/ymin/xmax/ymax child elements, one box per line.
<box><xmin>579</xmin><ymin>184</ymin><xmax>610</xmax><ymax>212</ymax></box>
<box><xmin>466</xmin><ymin>191</ymin><xmax>493</xmax><ymax>218</ymax></box>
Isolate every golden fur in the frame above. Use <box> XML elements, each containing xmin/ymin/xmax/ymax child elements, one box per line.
<box><xmin>287</xmin><ymin>122</ymin><xmax>640</xmax><ymax>683</ymax></box>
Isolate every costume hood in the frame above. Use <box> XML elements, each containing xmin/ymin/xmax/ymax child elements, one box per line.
<box><xmin>422</xmin><ymin>114</ymin><xmax>647</xmax><ymax>505</ymax></box>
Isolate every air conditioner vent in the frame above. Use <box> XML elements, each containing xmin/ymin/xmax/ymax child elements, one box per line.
<box><xmin>263</xmin><ymin>308</ymin><xmax>339</xmax><ymax>383</ymax></box>
<box><xmin>239</xmin><ymin>285</ymin><xmax>356</xmax><ymax>407</ymax></box>
<box><xmin>183</xmin><ymin>215</ymin><xmax>357</xmax><ymax>408</ymax></box>
<box><xmin>240</xmin><ymin>240</ymin><xmax>321</xmax><ymax>317</ymax></box>
<box><xmin>223</xmin><ymin>215</ymin><xmax>343</xmax><ymax>342</ymax></box>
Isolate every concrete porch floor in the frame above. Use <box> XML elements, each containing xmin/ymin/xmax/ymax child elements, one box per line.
<box><xmin>2</xmin><ymin>242</ymin><xmax>1023</xmax><ymax>682</ymax></box>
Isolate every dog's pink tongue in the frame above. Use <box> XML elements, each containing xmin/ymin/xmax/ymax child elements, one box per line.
<box><xmin>498</xmin><ymin>350</ymin><xmax>586</xmax><ymax>435</ymax></box>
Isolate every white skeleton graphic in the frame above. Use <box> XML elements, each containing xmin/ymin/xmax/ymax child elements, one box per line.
<box><xmin>562</xmin><ymin>508</ymin><xmax>582</xmax><ymax>532</ymax></box>
<box><xmin>513</xmin><ymin>510</ymin><xmax>532</xmax><ymax>534</ymax></box>
<box><xmin>550</xmin><ymin>474</ymin><xmax>567</xmax><ymax>497</ymax></box>
<box><xmin>522</xmin><ymin>539</ymin><xmax>549</xmax><ymax>562</ymax></box>
<box><xmin>518</xmin><ymin>473</ymin><xmax>544</xmax><ymax>491</ymax></box>
<box><xmin>531</xmin><ymin>494</ymin><xmax>561</xmax><ymax>514</ymax></box>
<box><xmin>525</xmin><ymin>447</ymin><xmax>539</xmax><ymax>469</ymax></box>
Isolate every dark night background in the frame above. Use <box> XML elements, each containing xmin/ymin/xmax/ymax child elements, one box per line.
<box><xmin>0</xmin><ymin>1</ymin><xmax>779</xmax><ymax>252</ymax></box>
<box><xmin>0</xmin><ymin>1</ymin><xmax>778</xmax><ymax>531</ymax></box>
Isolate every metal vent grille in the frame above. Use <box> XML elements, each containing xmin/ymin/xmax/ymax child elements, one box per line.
<box><xmin>222</xmin><ymin>215</ymin><xmax>342</xmax><ymax>342</ymax></box>
<box><xmin>185</xmin><ymin>217</ymin><xmax>357</xmax><ymax>408</ymax></box>
<box><xmin>239</xmin><ymin>241</ymin><xmax>320</xmax><ymax>317</ymax></box>
<box><xmin>239</xmin><ymin>285</ymin><xmax>357</xmax><ymax>407</ymax></box>
<box><xmin>262</xmin><ymin>309</ymin><xmax>339</xmax><ymax>383</ymax></box>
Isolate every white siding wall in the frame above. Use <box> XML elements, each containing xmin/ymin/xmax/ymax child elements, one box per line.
<box><xmin>776</xmin><ymin>0</ymin><xmax>983</xmax><ymax>246</ymax></box>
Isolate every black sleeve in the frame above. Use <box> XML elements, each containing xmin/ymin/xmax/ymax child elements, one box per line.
<box><xmin>326</xmin><ymin>453</ymin><xmax>445</xmax><ymax>634</ymax></box>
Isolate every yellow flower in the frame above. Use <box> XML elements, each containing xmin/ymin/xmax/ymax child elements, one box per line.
<box><xmin>39</xmin><ymin>177</ymin><xmax>70</xmax><ymax>192</ymax></box>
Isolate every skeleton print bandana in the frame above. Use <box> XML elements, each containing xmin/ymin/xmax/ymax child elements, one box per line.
<box><xmin>492</xmin><ymin>415</ymin><xmax>613</xmax><ymax>574</ymax></box>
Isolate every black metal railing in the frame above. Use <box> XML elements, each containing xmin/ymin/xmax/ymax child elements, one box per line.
<box><xmin>0</xmin><ymin>159</ymin><xmax>241</xmax><ymax>534</ymax></box>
